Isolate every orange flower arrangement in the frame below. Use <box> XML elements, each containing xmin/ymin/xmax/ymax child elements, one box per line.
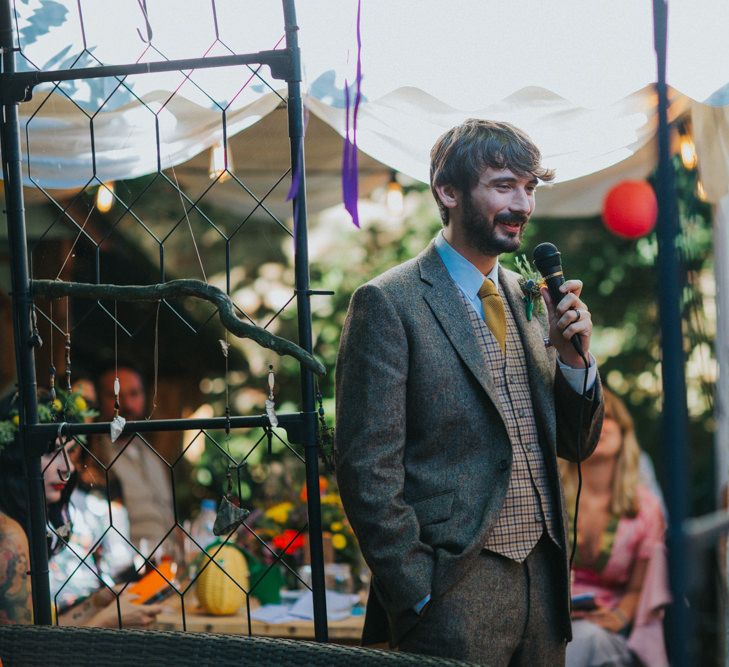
<box><xmin>258</xmin><ymin>475</ymin><xmax>359</xmax><ymax>572</ymax></box>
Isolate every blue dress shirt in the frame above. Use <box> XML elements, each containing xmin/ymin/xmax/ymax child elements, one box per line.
<box><xmin>433</xmin><ymin>231</ymin><xmax>597</xmax><ymax>392</ymax></box>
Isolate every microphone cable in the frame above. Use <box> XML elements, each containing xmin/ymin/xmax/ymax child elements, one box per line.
<box><xmin>569</xmin><ymin>347</ymin><xmax>591</xmax><ymax>570</ymax></box>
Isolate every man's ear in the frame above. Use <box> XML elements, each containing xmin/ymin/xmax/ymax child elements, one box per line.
<box><xmin>434</xmin><ymin>183</ymin><xmax>460</xmax><ymax>210</ymax></box>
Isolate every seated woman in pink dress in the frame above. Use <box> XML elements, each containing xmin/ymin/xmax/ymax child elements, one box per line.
<box><xmin>560</xmin><ymin>388</ymin><xmax>667</xmax><ymax>667</ymax></box>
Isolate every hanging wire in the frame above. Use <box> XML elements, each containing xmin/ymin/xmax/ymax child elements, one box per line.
<box><xmin>146</xmin><ymin>300</ymin><xmax>161</xmax><ymax>419</ymax></box>
<box><xmin>55</xmin><ymin>205</ymin><xmax>95</xmax><ymax>280</ymax></box>
<box><xmin>62</xmin><ymin>296</ymin><xmax>72</xmax><ymax>418</ymax></box>
<box><xmin>170</xmin><ymin>164</ymin><xmax>207</xmax><ymax>283</ymax></box>
<box><xmin>11</xmin><ymin>0</ymin><xmax>324</xmax><ymax>637</ymax></box>
<box><xmin>221</xmin><ymin>330</ymin><xmax>235</xmax><ymax>499</ymax></box>
<box><xmin>113</xmin><ymin>300</ymin><xmax>120</xmax><ymax>419</ymax></box>
<box><xmin>114</xmin><ymin>300</ymin><xmax>118</xmax><ymax>380</ymax></box>
<box><xmin>49</xmin><ymin>300</ymin><xmax>57</xmax><ymax>404</ymax></box>
<box><xmin>64</xmin><ymin>297</ymin><xmax>71</xmax><ymax>391</ymax></box>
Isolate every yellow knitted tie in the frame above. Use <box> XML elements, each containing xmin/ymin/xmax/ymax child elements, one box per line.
<box><xmin>478</xmin><ymin>278</ymin><xmax>506</xmax><ymax>353</ymax></box>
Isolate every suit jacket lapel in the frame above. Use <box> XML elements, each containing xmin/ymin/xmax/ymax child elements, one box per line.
<box><xmin>418</xmin><ymin>243</ymin><xmax>508</xmax><ymax>426</ymax></box>
<box><xmin>500</xmin><ymin>266</ymin><xmax>557</xmax><ymax>452</ymax></box>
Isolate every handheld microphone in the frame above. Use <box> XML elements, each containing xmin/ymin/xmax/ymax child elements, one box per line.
<box><xmin>532</xmin><ymin>242</ymin><xmax>584</xmax><ymax>357</ymax></box>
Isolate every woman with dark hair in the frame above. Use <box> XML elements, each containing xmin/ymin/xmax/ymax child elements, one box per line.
<box><xmin>0</xmin><ymin>391</ymin><xmax>162</xmax><ymax>627</ymax></box>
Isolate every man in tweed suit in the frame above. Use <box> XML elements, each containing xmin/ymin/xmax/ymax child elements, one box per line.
<box><xmin>334</xmin><ymin>119</ymin><xmax>604</xmax><ymax>664</ymax></box>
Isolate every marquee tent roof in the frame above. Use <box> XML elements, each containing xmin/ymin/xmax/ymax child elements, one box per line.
<box><xmin>7</xmin><ymin>0</ymin><xmax>729</xmax><ymax>217</ymax></box>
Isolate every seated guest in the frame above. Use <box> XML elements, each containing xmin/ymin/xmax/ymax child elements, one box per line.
<box><xmin>638</xmin><ymin>450</ymin><xmax>667</xmax><ymax>519</ymax></box>
<box><xmin>56</xmin><ymin>376</ymin><xmax>137</xmax><ymax>610</ymax></box>
<box><xmin>49</xmin><ymin>484</ymin><xmax>137</xmax><ymax>613</ymax></box>
<box><xmin>93</xmin><ymin>365</ymin><xmax>174</xmax><ymax>553</ymax></box>
<box><xmin>0</xmin><ymin>390</ymin><xmax>162</xmax><ymax>627</ymax></box>
<box><xmin>560</xmin><ymin>388</ymin><xmax>669</xmax><ymax>667</ymax></box>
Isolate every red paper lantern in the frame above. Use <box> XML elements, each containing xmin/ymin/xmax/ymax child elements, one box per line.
<box><xmin>602</xmin><ymin>180</ymin><xmax>658</xmax><ymax>239</ymax></box>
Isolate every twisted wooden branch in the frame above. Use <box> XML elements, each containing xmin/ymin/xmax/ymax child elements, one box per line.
<box><xmin>31</xmin><ymin>279</ymin><xmax>326</xmax><ymax>377</ymax></box>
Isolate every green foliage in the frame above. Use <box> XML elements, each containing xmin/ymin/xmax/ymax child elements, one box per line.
<box><xmin>0</xmin><ymin>389</ymin><xmax>97</xmax><ymax>448</ymax></box>
<box><xmin>308</xmin><ymin>160</ymin><xmax>715</xmax><ymax>518</ymax></box>
<box><xmin>117</xmin><ymin>161</ymin><xmax>716</xmax><ymax>522</ymax></box>
<box><xmin>517</xmin><ymin>158</ymin><xmax>715</xmax><ymax>516</ymax></box>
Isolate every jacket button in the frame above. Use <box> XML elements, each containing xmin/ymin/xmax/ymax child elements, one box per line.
<box><xmin>499</xmin><ymin>459</ymin><xmax>508</xmax><ymax>471</ymax></box>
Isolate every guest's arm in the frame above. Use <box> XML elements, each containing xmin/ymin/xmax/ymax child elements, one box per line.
<box><xmin>0</xmin><ymin>514</ymin><xmax>33</xmax><ymax>624</ymax></box>
<box><xmin>58</xmin><ymin>587</ymin><xmax>163</xmax><ymax>628</ymax></box>
<box><xmin>575</xmin><ymin>559</ymin><xmax>649</xmax><ymax>632</ymax></box>
<box><xmin>614</xmin><ymin>558</ymin><xmax>649</xmax><ymax>625</ymax></box>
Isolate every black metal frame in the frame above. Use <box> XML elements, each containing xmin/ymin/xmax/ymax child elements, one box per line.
<box><xmin>653</xmin><ymin>1</ymin><xmax>712</xmax><ymax>664</ymax></box>
<box><xmin>1</xmin><ymin>0</ymin><xmax>329</xmax><ymax>641</ymax></box>
<box><xmin>653</xmin><ymin>1</ymin><xmax>687</xmax><ymax>664</ymax></box>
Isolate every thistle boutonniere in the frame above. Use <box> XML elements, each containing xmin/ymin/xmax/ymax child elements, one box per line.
<box><xmin>514</xmin><ymin>255</ymin><xmax>545</xmax><ymax>321</ymax></box>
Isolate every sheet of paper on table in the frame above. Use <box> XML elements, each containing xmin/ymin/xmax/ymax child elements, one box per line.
<box><xmin>250</xmin><ymin>590</ymin><xmax>361</xmax><ymax>623</ymax></box>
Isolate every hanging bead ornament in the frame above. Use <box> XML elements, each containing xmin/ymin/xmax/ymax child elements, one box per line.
<box><xmin>110</xmin><ymin>375</ymin><xmax>126</xmax><ymax>443</ymax></box>
<box><xmin>110</xmin><ymin>301</ymin><xmax>125</xmax><ymax>443</ymax></box>
<box><xmin>265</xmin><ymin>364</ymin><xmax>278</xmax><ymax>428</ymax></box>
<box><xmin>57</xmin><ymin>422</ymin><xmax>72</xmax><ymax>482</ymax></box>
<box><xmin>316</xmin><ymin>383</ymin><xmax>335</xmax><ymax>473</ymax></box>
<box><xmin>49</xmin><ymin>343</ymin><xmax>62</xmax><ymax>422</ymax></box>
<box><xmin>29</xmin><ymin>305</ymin><xmax>43</xmax><ymax>348</ymax></box>
<box><xmin>49</xmin><ymin>364</ymin><xmax>57</xmax><ymax>404</ymax></box>
<box><xmin>48</xmin><ymin>301</ymin><xmax>58</xmax><ymax>417</ymax></box>
<box><xmin>64</xmin><ymin>333</ymin><xmax>72</xmax><ymax>391</ymax></box>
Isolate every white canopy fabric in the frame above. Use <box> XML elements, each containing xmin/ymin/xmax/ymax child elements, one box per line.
<box><xmin>8</xmin><ymin>0</ymin><xmax>729</xmax><ymax>216</ymax></box>
<box><xmin>6</xmin><ymin>1</ymin><xmax>729</xmax><ymax>497</ymax></box>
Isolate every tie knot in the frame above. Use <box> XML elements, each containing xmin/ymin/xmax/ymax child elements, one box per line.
<box><xmin>478</xmin><ymin>278</ymin><xmax>498</xmax><ymax>300</ymax></box>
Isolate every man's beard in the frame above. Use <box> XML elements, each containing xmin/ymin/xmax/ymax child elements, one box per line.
<box><xmin>461</xmin><ymin>193</ymin><xmax>528</xmax><ymax>256</ymax></box>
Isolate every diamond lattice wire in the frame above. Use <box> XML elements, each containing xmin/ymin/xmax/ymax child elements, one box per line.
<box><xmin>11</xmin><ymin>0</ymin><xmax>322</xmax><ymax>634</ymax></box>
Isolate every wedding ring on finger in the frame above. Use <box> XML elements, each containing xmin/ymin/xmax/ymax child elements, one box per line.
<box><xmin>573</xmin><ymin>309</ymin><xmax>581</xmax><ymax>323</ymax></box>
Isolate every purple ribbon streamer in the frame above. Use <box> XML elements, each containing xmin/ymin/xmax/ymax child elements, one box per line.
<box><xmin>342</xmin><ymin>0</ymin><xmax>362</xmax><ymax>228</ymax></box>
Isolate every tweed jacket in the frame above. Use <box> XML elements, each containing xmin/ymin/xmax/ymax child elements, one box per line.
<box><xmin>334</xmin><ymin>241</ymin><xmax>604</xmax><ymax>646</ymax></box>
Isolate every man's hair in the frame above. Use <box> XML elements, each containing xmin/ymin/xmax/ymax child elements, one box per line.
<box><xmin>95</xmin><ymin>362</ymin><xmax>146</xmax><ymax>395</ymax></box>
<box><xmin>429</xmin><ymin>118</ymin><xmax>555</xmax><ymax>225</ymax></box>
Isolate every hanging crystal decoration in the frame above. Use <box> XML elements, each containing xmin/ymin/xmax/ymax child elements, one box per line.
<box><xmin>212</xmin><ymin>341</ymin><xmax>250</xmax><ymax>536</ymax></box>
<box><xmin>213</xmin><ymin>496</ymin><xmax>250</xmax><ymax>536</ymax></box>
<box><xmin>265</xmin><ymin>364</ymin><xmax>278</xmax><ymax>428</ymax></box>
<box><xmin>110</xmin><ymin>375</ymin><xmax>126</xmax><ymax>443</ymax></box>
<box><xmin>29</xmin><ymin>305</ymin><xmax>42</xmax><ymax>348</ymax></box>
<box><xmin>213</xmin><ymin>466</ymin><xmax>250</xmax><ymax>536</ymax></box>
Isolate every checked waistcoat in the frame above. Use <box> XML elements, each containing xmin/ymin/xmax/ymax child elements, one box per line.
<box><xmin>461</xmin><ymin>289</ymin><xmax>560</xmax><ymax>562</ymax></box>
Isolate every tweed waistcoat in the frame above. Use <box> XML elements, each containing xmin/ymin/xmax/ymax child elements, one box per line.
<box><xmin>461</xmin><ymin>289</ymin><xmax>560</xmax><ymax>561</ymax></box>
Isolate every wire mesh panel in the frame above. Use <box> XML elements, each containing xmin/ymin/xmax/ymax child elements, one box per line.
<box><xmin>2</xmin><ymin>0</ymin><xmax>329</xmax><ymax>641</ymax></box>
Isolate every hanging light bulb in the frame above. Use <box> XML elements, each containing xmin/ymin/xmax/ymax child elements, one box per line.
<box><xmin>209</xmin><ymin>141</ymin><xmax>233</xmax><ymax>182</ymax></box>
<box><xmin>386</xmin><ymin>170</ymin><xmax>404</xmax><ymax>218</ymax></box>
<box><xmin>96</xmin><ymin>181</ymin><xmax>115</xmax><ymax>213</ymax></box>
<box><xmin>677</xmin><ymin>122</ymin><xmax>698</xmax><ymax>171</ymax></box>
